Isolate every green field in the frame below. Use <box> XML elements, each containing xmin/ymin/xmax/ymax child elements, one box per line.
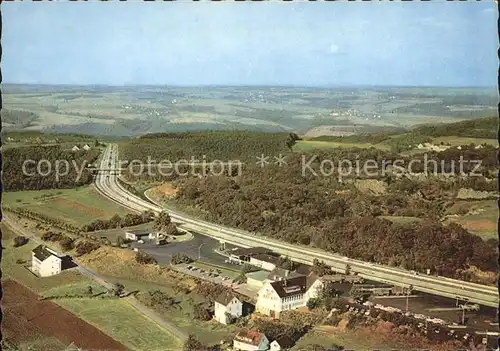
<box><xmin>55</xmin><ymin>298</ymin><xmax>183</xmax><ymax>351</ymax></box>
<box><xmin>1</xmin><ymin>224</ymin><xmax>85</xmax><ymax>293</ymax></box>
<box><xmin>42</xmin><ymin>281</ymin><xmax>109</xmax><ymax>298</ymax></box>
<box><xmin>15</xmin><ymin>336</ymin><xmax>68</xmax><ymax>351</ymax></box>
<box><xmin>431</xmin><ymin>136</ymin><xmax>498</xmax><ymax>147</ymax></box>
<box><xmin>102</xmin><ymin>276</ymin><xmax>237</xmax><ymax>345</ymax></box>
<box><xmin>3</xmin><ymin>186</ymin><xmax>132</xmax><ymax>226</ymax></box>
<box><xmin>294</xmin><ymin>140</ymin><xmax>390</xmax><ymax>152</ymax></box>
<box><xmin>443</xmin><ymin>200</ymin><xmax>497</xmax><ymax>240</ymax></box>
<box><xmin>1</xmin><ymin>225</ymin><xmax>183</xmax><ymax>351</ymax></box>
<box><xmin>292</xmin><ymin>328</ymin><xmax>407</xmax><ymax>351</ymax></box>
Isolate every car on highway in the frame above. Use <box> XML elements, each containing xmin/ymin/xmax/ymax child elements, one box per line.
<box><xmin>138</xmin><ymin>240</ymin><xmax>144</xmax><ymax>244</ymax></box>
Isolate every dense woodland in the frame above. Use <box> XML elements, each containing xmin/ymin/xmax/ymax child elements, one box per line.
<box><xmin>412</xmin><ymin>116</ymin><xmax>497</xmax><ymax>139</ymax></box>
<box><xmin>116</xmin><ymin>131</ymin><xmax>498</xmax><ymax>279</ymax></box>
<box><xmin>173</xmin><ymin>169</ymin><xmax>497</xmax><ymax>277</ymax></box>
<box><xmin>3</xmin><ymin>145</ymin><xmax>99</xmax><ymax>191</ymax></box>
<box><xmin>120</xmin><ymin>131</ymin><xmax>291</xmax><ymax>163</ymax></box>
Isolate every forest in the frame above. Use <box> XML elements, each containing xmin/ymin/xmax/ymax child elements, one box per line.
<box><xmin>173</xmin><ymin>171</ymin><xmax>497</xmax><ymax>278</ymax></box>
<box><xmin>412</xmin><ymin>116</ymin><xmax>496</xmax><ymax>139</ymax></box>
<box><xmin>151</xmin><ymin>139</ymin><xmax>498</xmax><ymax>279</ymax></box>
<box><xmin>120</xmin><ymin>131</ymin><xmax>291</xmax><ymax>163</ymax></box>
<box><xmin>3</xmin><ymin>145</ymin><xmax>99</xmax><ymax>191</ymax></box>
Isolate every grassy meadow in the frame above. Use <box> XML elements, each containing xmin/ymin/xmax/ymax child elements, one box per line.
<box><xmin>3</xmin><ymin>186</ymin><xmax>131</xmax><ymax>226</ymax></box>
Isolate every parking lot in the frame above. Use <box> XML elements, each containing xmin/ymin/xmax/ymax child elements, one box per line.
<box><xmin>130</xmin><ymin>232</ymin><xmax>238</xmax><ymax>269</ymax></box>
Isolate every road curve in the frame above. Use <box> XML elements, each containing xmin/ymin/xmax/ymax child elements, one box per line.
<box><xmin>94</xmin><ymin>144</ymin><xmax>499</xmax><ymax>308</ymax></box>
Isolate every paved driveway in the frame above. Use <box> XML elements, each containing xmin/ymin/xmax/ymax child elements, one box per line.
<box><xmin>131</xmin><ymin>233</ymin><xmax>239</xmax><ymax>270</ymax></box>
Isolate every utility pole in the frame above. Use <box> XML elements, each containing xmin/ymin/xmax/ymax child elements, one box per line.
<box><xmin>198</xmin><ymin>243</ymin><xmax>205</xmax><ymax>260</ymax></box>
<box><xmin>405</xmin><ymin>291</ymin><xmax>409</xmax><ymax>312</ymax></box>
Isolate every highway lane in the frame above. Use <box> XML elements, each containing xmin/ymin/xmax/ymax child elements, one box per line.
<box><xmin>94</xmin><ymin>144</ymin><xmax>499</xmax><ymax>308</ymax></box>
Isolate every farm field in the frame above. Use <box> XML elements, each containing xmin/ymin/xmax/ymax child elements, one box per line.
<box><xmin>2</xmin><ymin>279</ymin><xmax>128</xmax><ymax>351</ymax></box>
<box><xmin>2</xmin><ymin>224</ymin><xmax>184</xmax><ymax>351</ymax></box>
<box><xmin>3</xmin><ymin>185</ymin><xmax>132</xmax><ymax>226</ymax></box>
<box><xmin>55</xmin><ymin>298</ymin><xmax>183</xmax><ymax>351</ymax></box>
<box><xmin>292</xmin><ymin>326</ymin><xmax>449</xmax><ymax>351</ymax></box>
<box><xmin>430</xmin><ymin>136</ymin><xmax>498</xmax><ymax>147</ymax></box>
<box><xmin>105</xmin><ymin>276</ymin><xmax>238</xmax><ymax>345</ymax></box>
<box><xmin>294</xmin><ymin>139</ymin><xmax>390</xmax><ymax>151</ymax></box>
<box><xmin>77</xmin><ymin>246</ymin><xmax>238</xmax><ymax>345</ymax></box>
<box><xmin>442</xmin><ymin>200</ymin><xmax>497</xmax><ymax>240</ymax></box>
<box><xmin>4</xmin><ymin>85</ymin><xmax>497</xmax><ymax>137</ymax></box>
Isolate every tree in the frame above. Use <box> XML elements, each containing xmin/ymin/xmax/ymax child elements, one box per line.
<box><xmin>113</xmin><ymin>283</ymin><xmax>125</xmax><ymax>297</ymax></box>
<box><xmin>116</xmin><ymin>235</ymin><xmax>125</xmax><ymax>246</ymax></box>
<box><xmin>193</xmin><ymin>304</ymin><xmax>211</xmax><ymax>321</ymax></box>
<box><xmin>86</xmin><ymin>285</ymin><xmax>93</xmax><ymax>295</ymax></box>
<box><xmin>225</xmin><ymin>312</ymin><xmax>237</xmax><ymax>325</ymax></box>
<box><xmin>306</xmin><ymin>298</ymin><xmax>320</xmax><ymax>310</ymax></box>
<box><xmin>312</xmin><ymin>259</ymin><xmax>332</xmax><ymax>277</ymax></box>
<box><xmin>183</xmin><ymin>334</ymin><xmax>206</xmax><ymax>351</ymax></box>
<box><xmin>165</xmin><ymin>223</ymin><xmax>179</xmax><ymax>236</ymax></box>
<box><xmin>13</xmin><ymin>236</ymin><xmax>29</xmax><ymax>247</ymax></box>
<box><xmin>75</xmin><ymin>240</ymin><xmax>100</xmax><ymax>256</ymax></box>
<box><xmin>154</xmin><ymin>211</ymin><xmax>172</xmax><ymax>233</ymax></box>
<box><xmin>135</xmin><ymin>251</ymin><xmax>157</xmax><ymax>265</ymax></box>
<box><xmin>109</xmin><ymin>214</ymin><xmax>122</xmax><ymax>228</ymax></box>
<box><xmin>286</xmin><ymin>132</ymin><xmax>301</xmax><ymax>151</ymax></box>
<box><xmin>170</xmin><ymin>253</ymin><xmax>194</xmax><ymax>265</ymax></box>
<box><xmin>277</xmin><ymin>256</ymin><xmax>295</xmax><ymax>271</ymax></box>
<box><xmin>59</xmin><ymin>236</ymin><xmax>75</xmax><ymax>251</ymax></box>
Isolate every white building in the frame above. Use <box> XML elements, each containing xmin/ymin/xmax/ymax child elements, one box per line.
<box><xmin>82</xmin><ymin>144</ymin><xmax>91</xmax><ymax>151</ymax></box>
<box><xmin>269</xmin><ymin>337</ymin><xmax>294</xmax><ymax>351</ymax></box>
<box><xmin>214</xmin><ymin>295</ymin><xmax>242</xmax><ymax>325</ymax></box>
<box><xmin>249</xmin><ymin>253</ymin><xmax>279</xmax><ymax>271</ymax></box>
<box><xmin>229</xmin><ymin>247</ymin><xmax>270</xmax><ymax>265</ymax></box>
<box><xmin>233</xmin><ymin>330</ymin><xmax>269</xmax><ymax>351</ymax></box>
<box><xmin>124</xmin><ymin>229</ymin><xmax>150</xmax><ymax>241</ymax></box>
<box><xmin>31</xmin><ymin>245</ymin><xmax>63</xmax><ymax>277</ymax></box>
<box><xmin>255</xmin><ymin>274</ymin><xmax>323</xmax><ymax>318</ymax></box>
<box><xmin>246</xmin><ymin>270</ymin><xmax>269</xmax><ymax>288</ymax></box>
<box><xmin>71</xmin><ymin>145</ymin><xmax>80</xmax><ymax>152</ymax></box>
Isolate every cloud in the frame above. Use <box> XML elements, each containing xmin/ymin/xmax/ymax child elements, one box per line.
<box><xmin>482</xmin><ymin>7</ymin><xmax>496</xmax><ymax>14</ymax></box>
<box><xmin>329</xmin><ymin>44</ymin><xmax>339</xmax><ymax>54</ymax></box>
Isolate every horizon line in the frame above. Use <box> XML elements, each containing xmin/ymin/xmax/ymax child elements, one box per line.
<box><xmin>2</xmin><ymin>83</ymin><xmax>498</xmax><ymax>90</ymax></box>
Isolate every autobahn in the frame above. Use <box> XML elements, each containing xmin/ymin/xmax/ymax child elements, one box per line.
<box><xmin>95</xmin><ymin>144</ymin><xmax>499</xmax><ymax>308</ymax></box>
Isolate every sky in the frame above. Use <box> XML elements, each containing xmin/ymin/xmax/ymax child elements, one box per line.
<box><xmin>3</xmin><ymin>2</ymin><xmax>498</xmax><ymax>87</ymax></box>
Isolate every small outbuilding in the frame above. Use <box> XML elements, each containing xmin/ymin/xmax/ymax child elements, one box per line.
<box><xmin>124</xmin><ymin>229</ymin><xmax>150</xmax><ymax>241</ymax></box>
